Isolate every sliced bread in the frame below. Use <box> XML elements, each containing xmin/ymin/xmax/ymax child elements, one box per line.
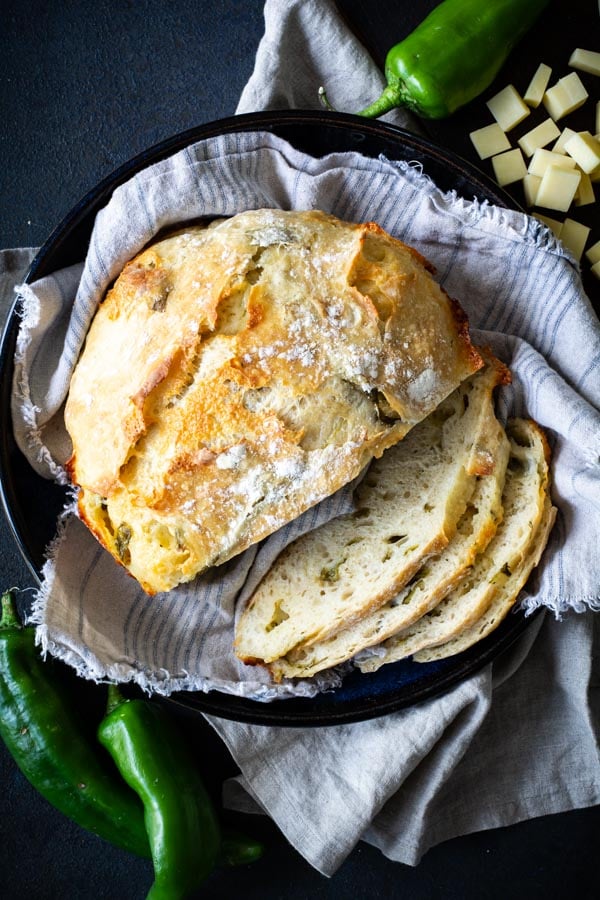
<box><xmin>414</xmin><ymin>493</ymin><xmax>556</xmax><ymax>662</ymax></box>
<box><xmin>358</xmin><ymin>418</ymin><xmax>553</xmax><ymax>673</ymax></box>
<box><xmin>269</xmin><ymin>409</ymin><xmax>510</xmax><ymax>681</ymax></box>
<box><xmin>234</xmin><ymin>357</ymin><xmax>508</xmax><ymax>665</ymax></box>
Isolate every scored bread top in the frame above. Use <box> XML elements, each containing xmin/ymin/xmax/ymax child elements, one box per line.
<box><xmin>65</xmin><ymin>208</ymin><xmax>482</xmax><ymax>594</ymax></box>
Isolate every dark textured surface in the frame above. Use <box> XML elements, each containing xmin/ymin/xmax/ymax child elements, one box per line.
<box><xmin>0</xmin><ymin>1</ymin><xmax>598</xmax><ymax>897</ymax></box>
<box><xmin>0</xmin><ymin>0</ymin><xmax>262</xmax><ymax>249</ymax></box>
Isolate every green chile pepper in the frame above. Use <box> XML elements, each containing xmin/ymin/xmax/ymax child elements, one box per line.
<box><xmin>98</xmin><ymin>685</ymin><xmax>221</xmax><ymax>899</ymax></box>
<box><xmin>220</xmin><ymin>826</ymin><xmax>265</xmax><ymax>867</ymax></box>
<box><xmin>0</xmin><ymin>589</ymin><xmax>150</xmax><ymax>858</ymax></box>
<box><xmin>322</xmin><ymin>0</ymin><xmax>549</xmax><ymax>119</ymax></box>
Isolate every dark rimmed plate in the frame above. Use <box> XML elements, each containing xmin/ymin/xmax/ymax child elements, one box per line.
<box><xmin>0</xmin><ymin>109</ymin><xmax>539</xmax><ymax>726</ymax></box>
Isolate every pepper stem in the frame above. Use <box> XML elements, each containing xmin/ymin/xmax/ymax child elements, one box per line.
<box><xmin>355</xmin><ymin>83</ymin><xmax>405</xmax><ymax>118</ymax></box>
<box><xmin>0</xmin><ymin>589</ymin><xmax>22</xmax><ymax>630</ymax></box>
<box><xmin>318</xmin><ymin>83</ymin><xmax>404</xmax><ymax>120</ymax></box>
<box><xmin>106</xmin><ymin>682</ymin><xmax>127</xmax><ymax>715</ymax></box>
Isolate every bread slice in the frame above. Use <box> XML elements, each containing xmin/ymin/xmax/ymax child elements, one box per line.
<box><xmin>358</xmin><ymin>418</ymin><xmax>554</xmax><ymax>673</ymax></box>
<box><xmin>65</xmin><ymin>209</ymin><xmax>483</xmax><ymax>594</ymax></box>
<box><xmin>234</xmin><ymin>358</ymin><xmax>508</xmax><ymax>666</ymax></box>
<box><xmin>269</xmin><ymin>407</ymin><xmax>510</xmax><ymax>681</ymax></box>
<box><xmin>414</xmin><ymin>494</ymin><xmax>556</xmax><ymax>663</ymax></box>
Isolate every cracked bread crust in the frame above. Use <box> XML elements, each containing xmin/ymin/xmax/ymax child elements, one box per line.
<box><xmin>65</xmin><ymin>209</ymin><xmax>483</xmax><ymax>594</ymax></box>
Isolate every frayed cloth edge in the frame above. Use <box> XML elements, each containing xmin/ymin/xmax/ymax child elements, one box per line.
<box><xmin>382</xmin><ymin>156</ymin><xmax>569</xmax><ymax>258</ymax></box>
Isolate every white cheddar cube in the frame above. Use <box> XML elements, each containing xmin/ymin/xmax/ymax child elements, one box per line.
<box><xmin>524</xmin><ymin>63</ymin><xmax>552</xmax><ymax>107</ymax></box>
<box><xmin>518</xmin><ymin>119</ymin><xmax>560</xmax><ymax>157</ymax></box>
<box><xmin>543</xmin><ymin>73</ymin><xmax>589</xmax><ymax>120</ymax></box>
<box><xmin>469</xmin><ymin>123</ymin><xmax>511</xmax><ymax>159</ymax></box>
<box><xmin>565</xmin><ymin>131</ymin><xmax>600</xmax><ymax>174</ymax></box>
<box><xmin>552</xmin><ymin>127</ymin><xmax>578</xmax><ymax>154</ymax></box>
<box><xmin>543</xmin><ymin>82</ymin><xmax>573</xmax><ymax>120</ymax></box>
<box><xmin>528</xmin><ymin>147</ymin><xmax>577</xmax><ymax>177</ymax></box>
<box><xmin>590</xmin><ymin>163</ymin><xmax>600</xmax><ymax>183</ymax></box>
<box><xmin>575</xmin><ymin>171</ymin><xmax>595</xmax><ymax>206</ymax></box>
<box><xmin>491</xmin><ymin>148</ymin><xmax>528</xmax><ymax>186</ymax></box>
<box><xmin>591</xmin><ymin>260</ymin><xmax>600</xmax><ymax>281</ymax></box>
<box><xmin>596</xmin><ymin>102</ymin><xmax>600</xmax><ymax>138</ymax></box>
<box><xmin>560</xmin><ymin>218</ymin><xmax>591</xmax><ymax>261</ymax></box>
<box><xmin>568</xmin><ymin>48</ymin><xmax>600</xmax><ymax>77</ymax></box>
<box><xmin>487</xmin><ymin>85</ymin><xmax>530</xmax><ymax>132</ymax></box>
<box><xmin>561</xmin><ymin>71</ymin><xmax>590</xmax><ymax>106</ymax></box>
<box><xmin>536</xmin><ymin>165</ymin><xmax>581</xmax><ymax>212</ymax></box>
<box><xmin>534</xmin><ymin>214</ymin><xmax>563</xmax><ymax>237</ymax></box>
<box><xmin>585</xmin><ymin>239</ymin><xmax>600</xmax><ymax>265</ymax></box>
<box><xmin>522</xmin><ymin>173</ymin><xmax>541</xmax><ymax>207</ymax></box>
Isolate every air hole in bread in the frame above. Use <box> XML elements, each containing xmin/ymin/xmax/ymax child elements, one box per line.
<box><xmin>246</xmin><ymin>265</ymin><xmax>263</xmax><ymax>285</ymax></box>
<box><xmin>265</xmin><ymin>601</ymin><xmax>290</xmax><ymax>632</ymax></box>
<box><xmin>373</xmin><ymin>390</ymin><xmax>401</xmax><ymax>423</ymax></box>
<box><xmin>214</xmin><ymin>287</ymin><xmax>250</xmax><ymax>335</ymax></box>
<box><xmin>96</xmin><ymin>499</ymin><xmax>114</xmax><ymax>536</ymax></box>
<box><xmin>386</xmin><ymin>534</ymin><xmax>407</xmax><ymax>544</ymax></box>
<box><xmin>361</xmin><ymin>234</ymin><xmax>387</xmax><ymax>263</ymax></box>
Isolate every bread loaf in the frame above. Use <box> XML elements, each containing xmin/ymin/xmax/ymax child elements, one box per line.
<box><xmin>234</xmin><ymin>358</ymin><xmax>507</xmax><ymax>666</ymax></box>
<box><xmin>65</xmin><ymin>209</ymin><xmax>482</xmax><ymax>594</ymax></box>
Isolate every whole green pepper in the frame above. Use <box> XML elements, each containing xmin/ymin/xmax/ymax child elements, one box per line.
<box><xmin>322</xmin><ymin>0</ymin><xmax>549</xmax><ymax>119</ymax></box>
<box><xmin>0</xmin><ymin>589</ymin><xmax>150</xmax><ymax>858</ymax></box>
<box><xmin>98</xmin><ymin>685</ymin><xmax>221</xmax><ymax>900</ymax></box>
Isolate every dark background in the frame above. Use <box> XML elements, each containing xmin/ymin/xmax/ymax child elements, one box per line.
<box><xmin>1</xmin><ymin>1</ymin><xmax>598</xmax><ymax>897</ymax></box>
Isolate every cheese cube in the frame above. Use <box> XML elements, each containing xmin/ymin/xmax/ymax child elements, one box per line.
<box><xmin>568</xmin><ymin>48</ymin><xmax>600</xmax><ymax>77</ymax></box>
<box><xmin>518</xmin><ymin>119</ymin><xmax>561</xmax><ymax>157</ymax></box>
<box><xmin>575</xmin><ymin>171</ymin><xmax>595</xmax><ymax>206</ymax></box>
<box><xmin>469</xmin><ymin>123</ymin><xmax>511</xmax><ymax>159</ymax></box>
<box><xmin>487</xmin><ymin>85</ymin><xmax>530</xmax><ymax>132</ymax></box>
<box><xmin>522</xmin><ymin>173</ymin><xmax>541</xmax><ymax>207</ymax></box>
<box><xmin>524</xmin><ymin>63</ymin><xmax>552</xmax><ymax>107</ymax></box>
<box><xmin>596</xmin><ymin>101</ymin><xmax>600</xmax><ymax>137</ymax></box>
<box><xmin>559</xmin><ymin>218</ymin><xmax>591</xmax><ymax>261</ymax></box>
<box><xmin>528</xmin><ymin>147</ymin><xmax>577</xmax><ymax>177</ymax></box>
<box><xmin>543</xmin><ymin>73</ymin><xmax>589</xmax><ymax>120</ymax></box>
<box><xmin>590</xmin><ymin>162</ymin><xmax>600</xmax><ymax>183</ymax></box>
<box><xmin>564</xmin><ymin>131</ymin><xmax>600</xmax><ymax>173</ymax></box>
<box><xmin>552</xmin><ymin>127</ymin><xmax>578</xmax><ymax>155</ymax></box>
<box><xmin>591</xmin><ymin>260</ymin><xmax>600</xmax><ymax>281</ymax></box>
<box><xmin>534</xmin><ymin>214</ymin><xmax>563</xmax><ymax>237</ymax></box>
<box><xmin>585</xmin><ymin>239</ymin><xmax>600</xmax><ymax>266</ymax></box>
<box><xmin>561</xmin><ymin>71</ymin><xmax>590</xmax><ymax>106</ymax></box>
<box><xmin>535</xmin><ymin>165</ymin><xmax>581</xmax><ymax>211</ymax></box>
<box><xmin>491</xmin><ymin>148</ymin><xmax>528</xmax><ymax>186</ymax></box>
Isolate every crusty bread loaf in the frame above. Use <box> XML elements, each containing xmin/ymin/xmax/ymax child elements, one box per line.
<box><xmin>359</xmin><ymin>418</ymin><xmax>554</xmax><ymax>672</ymax></box>
<box><xmin>234</xmin><ymin>359</ymin><xmax>507</xmax><ymax>666</ymax></box>
<box><xmin>269</xmin><ymin>397</ymin><xmax>510</xmax><ymax>681</ymax></box>
<box><xmin>65</xmin><ymin>209</ymin><xmax>482</xmax><ymax>594</ymax></box>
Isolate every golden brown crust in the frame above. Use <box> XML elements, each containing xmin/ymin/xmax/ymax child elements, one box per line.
<box><xmin>65</xmin><ymin>209</ymin><xmax>483</xmax><ymax>593</ymax></box>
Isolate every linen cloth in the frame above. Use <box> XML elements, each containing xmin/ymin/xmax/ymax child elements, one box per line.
<box><xmin>5</xmin><ymin>0</ymin><xmax>600</xmax><ymax>874</ymax></box>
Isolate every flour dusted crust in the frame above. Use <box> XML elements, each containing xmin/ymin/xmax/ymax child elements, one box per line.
<box><xmin>65</xmin><ymin>209</ymin><xmax>483</xmax><ymax>594</ymax></box>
